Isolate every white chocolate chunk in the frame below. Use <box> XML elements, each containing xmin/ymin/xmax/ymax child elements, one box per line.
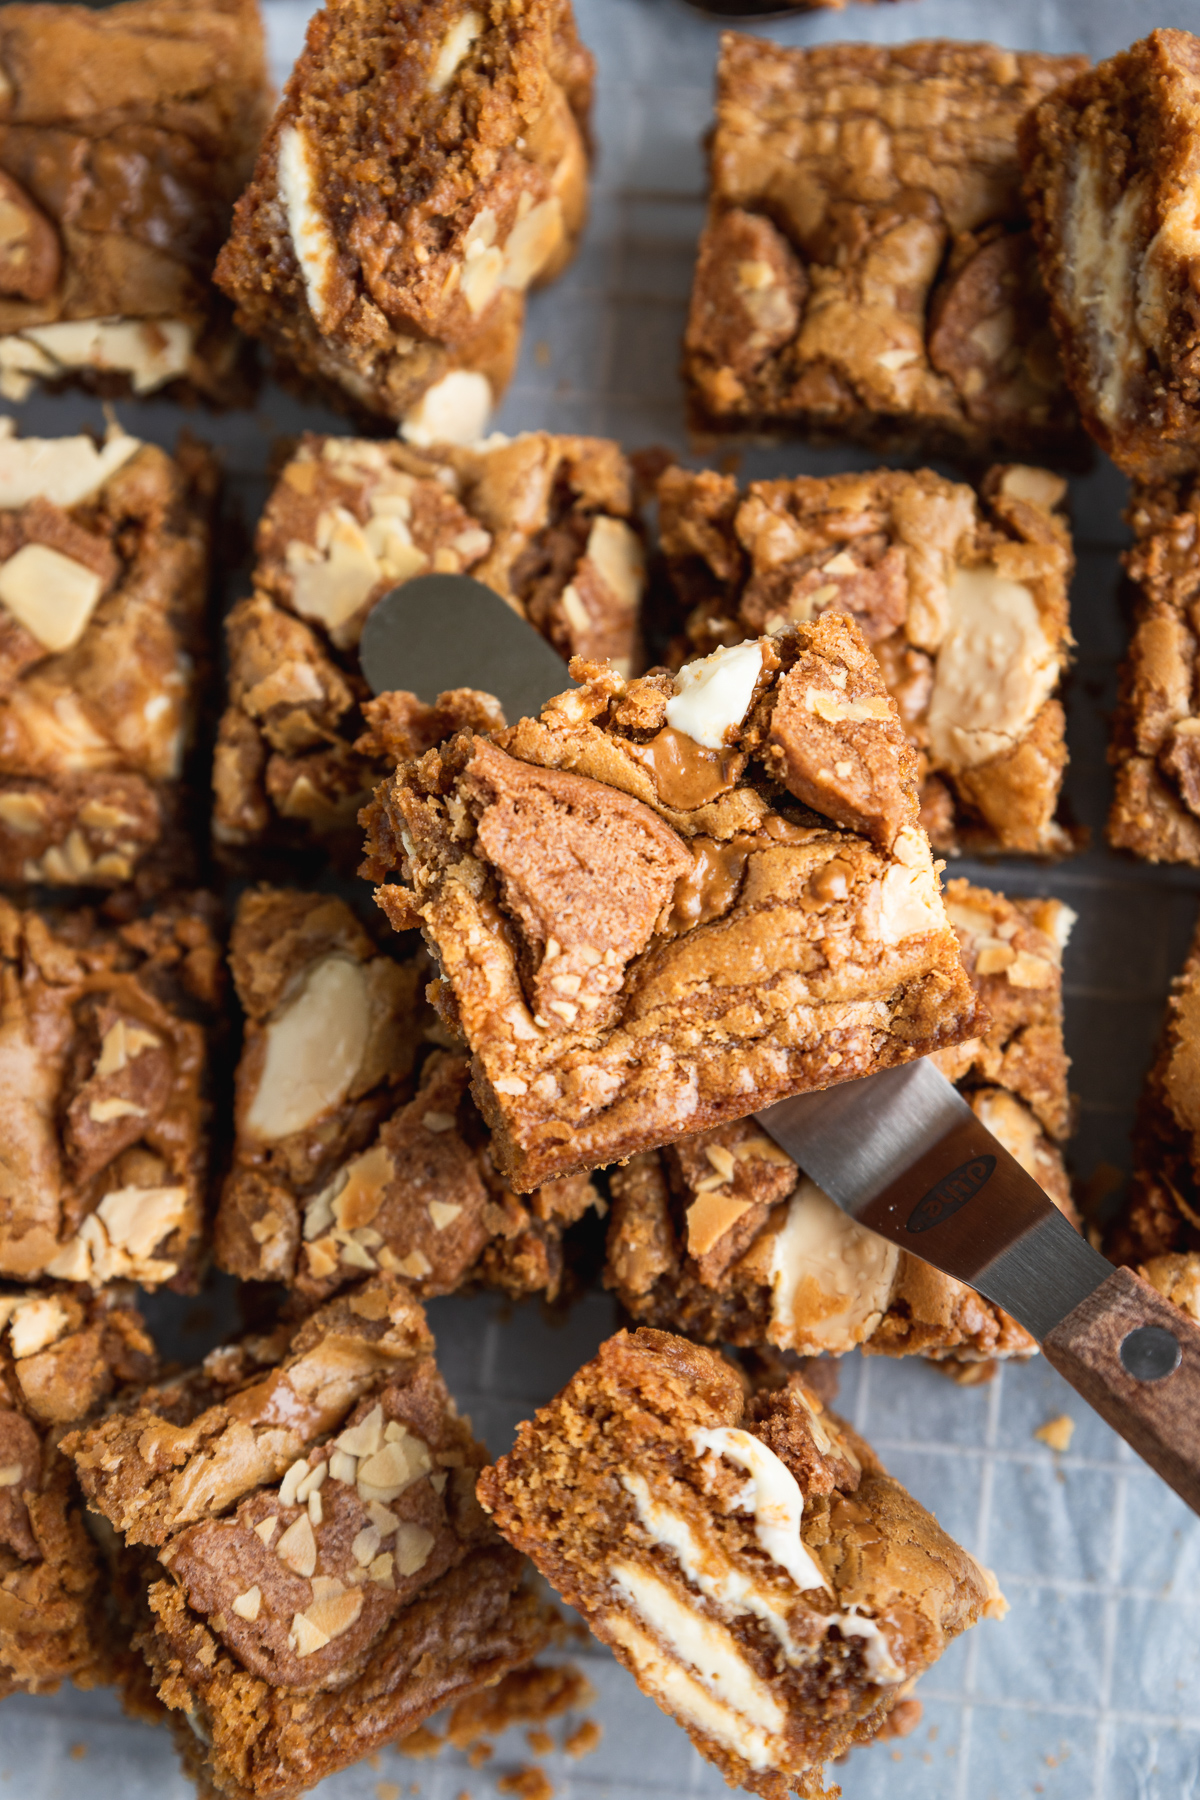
<box><xmin>401</xmin><ymin>370</ymin><xmax>492</xmax><ymax>448</ymax></box>
<box><xmin>8</xmin><ymin>1296</ymin><xmax>69</xmax><ymax>1359</ymax></box>
<box><xmin>0</xmin><ymin>544</ymin><xmax>103</xmax><ymax>653</ymax></box>
<box><xmin>6</xmin><ymin>319</ymin><xmax>192</xmax><ymax>395</ymax></box>
<box><xmin>692</xmin><ymin>1426</ymin><xmax>829</xmax><ymax>1594</ymax></box>
<box><xmin>768</xmin><ymin>1178</ymin><xmax>899</xmax><ymax>1354</ymax></box>
<box><xmin>245</xmin><ymin>955</ymin><xmax>370</xmax><ymax>1142</ymax></box>
<box><xmin>926</xmin><ymin>565</ymin><xmax>1059</xmax><ymax>771</ymax></box>
<box><xmin>585</xmin><ymin>516</ymin><xmax>644</xmax><ymax>611</ymax></box>
<box><xmin>876</xmin><ymin>827</ymin><xmax>947</xmax><ymax>946</ymax></box>
<box><xmin>612</xmin><ymin>1561</ymin><xmax>787</xmax><ymax>1750</ymax></box>
<box><xmin>605</xmin><ymin>1610</ymin><xmax>779</xmax><ymax>1771</ymax></box>
<box><xmin>278</xmin><ymin>125</ymin><xmax>340</xmax><ymax>329</ymax></box>
<box><xmin>837</xmin><ymin>1609</ymin><xmax>906</xmax><ymax>1683</ymax></box>
<box><xmin>667</xmin><ymin>641</ymin><xmax>764</xmax><ymax>750</ymax></box>
<box><xmin>0</xmin><ymin>428</ymin><xmax>141</xmax><ymax>510</ymax></box>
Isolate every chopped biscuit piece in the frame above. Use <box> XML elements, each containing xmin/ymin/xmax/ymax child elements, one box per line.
<box><xmin>0</xmin><ymin>424</ymin><xmax>215</xmax><ymax>892</ymax></box>
<box><xmin>362</xmin><ymin>619</ymin><xmax>984</xmax><ymax>1193</ymax></box>
<box><xmin>658</xmin><ymin>462</ymin><xmax>1074</xmax><ymax>858</ymax></box>
<box><xmin>683</xmin><ymin>35</ymin><xmax>1084</xmax><ymax>459</ymax></box>
<box><xmin>0</xmin><ymin>1284</ymin><xmax>155</xmax><ymax>1700</ymax></box>
<box><xmin>478</xmin><ymin>1329</ymin><xmax>996</xmax><ymax>1799</ymax></box>
<box><xmin>0</xmin><ymin>895</ymin><xmax>219</xmax><ymax>1288</ymax></box>
<box><xmin>214</xmin><ymin>885</ymin><xmax>599</xmax><ymax>1299</ymax></box>
<box><xmin>607</xmin><ymin>879</ymin><xmax>1076</xmax><ymax>1370</ymax></box>
<box><xmin>0</xmin><ymin>0</ymin><xmax>269</xmax><ymax>404</ymax></box>
<box><xmin>1108</xmin><ymin>473</ymin><xmax>1200</xmax><ymax>863</ymax></box>
<box><xmin>1108</xmin><ymin>914</ymin><xmax>1200</xmax><ymax>1295</ymax></box>
<box><xmin>65</xmin><ymin>1276</ymin><xmax>553</xmax><ymax>1800</ymax></box>
<box><xmin>1021</xmin><ymin>30</ymin><xmax>1200</xmax><ymax>478</ymax></box>
<box><xmin>214</xmin><ymin>0</ymin><xmax>591</xmax><ymax>431</ymax></box>
<box><xmin>214</xmin><ymin>432</ymin><xmax>644</xmax><ymax>855</ymax></box>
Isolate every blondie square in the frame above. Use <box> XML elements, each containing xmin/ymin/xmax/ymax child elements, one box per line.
<box><xmin>0</xmin><ymin>424</ymin><xmax>214</xmax><ymax>892</ymax></box>
<box><xmin>0</xmin><ymin>0</ymin><xmax>270</xmax><ymax>404</ymax></box>
<box><xmin>607</xmin><ymin>879</ymin><xmax>1076</xmax><ymax>1369</ymax></box>
<box><xmin>215</xmin><ymin>0</ymin><xmax>592</xmax><ymax>436</ymax></box>
<box><xmin>659</xmin><ymin>461</ymin><xmax>1075</xmax><ymax>858</ymax></box>
<box><xmin>478</xmin><ymin>1328</ymin><xmax>999</xmax><ymax>1799</ymax></box>
<box><xmin>65</xmin><ymin>1275</ymin><xmax>554</xmax><ymax>1800</ymax></box>
<box><xmin>361</xmin><ymin>616</ymin><xmax>984</xmax><ymax>1193</ymax></box>
<box><xmin>1021</xmin><ymin>30</ymin><xmax>1200</xmax><ymax>479</ymax></box>
<box><xmin>213</xmin><ymin>431</ymin><xmax>644</xmax><ymax>854</ymax></box>
<box><xmin>0</xmin><ymin>1284</ymin><xmax>155</xmax><ymax>1699</ymax></box>
<box><xmin>0</xmin><ymin>894</ymin><xmax>219</xmax><ymax>1288</ymax></box>
<box><xmin>1106</xmin><ymin>910</ymin><xmax>1200</xmax><ymax>1322</ymax></box>
<box><xmin>1108</xmin><ymin>472</ymin><xmax>1200</xmax><ymax>864</ymax></box>
<box><xmin>215</xmin><ymin>885</ymin><xmax>599</xmax><ymax>1302</ymax></box>
<box><xmin>682</xmin><ymin>34</ymin><xmax>1085</xmax><ymax>459</ymax></box>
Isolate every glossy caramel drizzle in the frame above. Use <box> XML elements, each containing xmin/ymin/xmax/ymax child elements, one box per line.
<box><xmin>629</xmin><ymin>726</ymin><xmax>744</xmax><ymax>811</ymax></box>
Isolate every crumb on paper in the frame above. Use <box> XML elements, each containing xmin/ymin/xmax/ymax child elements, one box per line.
<box><xmin>1034</xmin><ymin>1414</ymin><xmax>1075</xmax><ymax>1453</ymax></box>
<box><xmin>69</xmin><ymin>1745</ymin><xmax>86</xmax><ymax>1760</ymax></box>
<box><xmin>368</xmin><ymin>1754</ymin><xmax>381</xmax><ymax>1772</ymax></box>
<box><xmin>395</xmin><ymin>1726</ymin><xmax>444</xmax><ymax>1760</ymax></box>
<box><xmin>497</xmin><ymin>1769</ymin><xmax>553</xmax><ymax>1800</ymax></box>
<box><xmin>375</xmin><ymin>1785</ymin><xmax>401</xmax><ymax>1800</ymax></box>
<box><xmin>937</xmin><ymin>1358</ymin><xmax>996</xmax><ymax>1387</ymax></box>
<box><xmin>876</xmin><ymin>1698</ymin><xmax>923</xmax><ymax>1741</ymax></box>
<box><xmin>565</xmin><ymin>1720</ymin><xmax>602</xmax><ymax>1759</ymax></box>
<box><xmin>468</xmin><ymin>1744</ymin><xmax>493</xmax><ymax>1768</ymax></box>
<box><xmin>446</xmin><ymin>1664</ymin><xmax>594</xmax><ymax>1748</ymax></box>
<box><xmin>526</xmin><ymin>1729</ymin><xmax>554</xmax><ymax>1756</ymax></box>
<box><xmin>535</xmin><ymin>342</ymin><xmax>551</xmax><ymax>367</ymax></box>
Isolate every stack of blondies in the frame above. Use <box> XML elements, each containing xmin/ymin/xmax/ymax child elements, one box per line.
<box><xmin>1</xmin><ymin>4</ymin><xmax>1199</xmax><ymax>1796</ymax></box>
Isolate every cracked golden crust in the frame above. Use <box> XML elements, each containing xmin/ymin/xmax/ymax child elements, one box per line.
<box><xmin>1020</xmin><ymin>29</ymin><xmax>1200</xmax><ymax>478</ymax></box>
<box><xmin>0</xmin><ymin>437</ymin><xmax>215</xmax><ymax>893</ymax></box>
<box><xmin>683</xmin><ymin>34</ymin><xmax>1084</xmax><ymax>459</ymax></box>
<box><xmin>0</xmin><ymin>894</ymin><xmax>219</xmax><ymax>1288</ymax></box>
<box><xmin>0</xmin><ymin>0</ymin><xmax>270</xmax><ymax>403</ymax></box>
<box><xmin>1108</xmin><ymin>472</ymin><xmax>1200</xmax><ymax>864</ymax></box>
<box><xmin>605</xmin><ymin>878</ymin><xmax>1075</xmax><ymax>1367</ymax></box>
<box><xmin>65</xmin><ymin>1276</ymin><xmax>553</xmax><ymax>1800</ymax></box>
<box><xmin>213</xmin><ymin>432</ymin><xmax>643</xmax><ymax>857</ymax></box>
<box><xmin>362</xmin><ymin>624</ymin><xmax>983</xmax><ymax>1193</ymax></box>
<box><xmin>214</xmin><ymin>0</ymin><xmax>592</xmax><ymax>423</ymax></box>
<box><xmin>478</xmin><ymin>1328</ymin><xmax>989</xmax><ymax>1800</ymax></box>
<box><xmin>658</xmin><ymin>461</ymin><xmax>1074</xmax><ymax>858</ymax></box>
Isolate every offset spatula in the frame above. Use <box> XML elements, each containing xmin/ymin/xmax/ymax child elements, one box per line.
<box><xmin>363</xmin><ymin>575</ymin><xmax>1200</xmax><ymax>1517</ymax></box>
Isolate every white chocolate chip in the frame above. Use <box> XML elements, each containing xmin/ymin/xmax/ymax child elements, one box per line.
<box><xmin>401</xmin><ymin>370</ymin><xmax>492</xmax><ymax>448</ymax></box>
<box><xmin>0</xmin><ymin>543</ymin><xmax>104</xmax><ymax>652</ymax></box>
<box><xmin>277</xmin><ymin>125</ymin><xmax>339</xmax><ymax>329</ymax></box>
<box><xmin>0</xmin><ymin>428</ymin><xmax>140</xmax><ymax>508</ymax></box>
<box><xmin>8</xmin><ymin>1296</ymin><xmax>69</xmax><ymax>1359</ymax></box>
<box><xmin>667</xmin><ymin>642</ymin><xmax>764</xmax><ymax>750</ymax></box>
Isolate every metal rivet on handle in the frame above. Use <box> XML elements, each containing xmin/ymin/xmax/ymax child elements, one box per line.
<box><xmin>1119</xmin><ymin>1324</ymin><xmax>1182</xmax><ymax>1383</ymax></box>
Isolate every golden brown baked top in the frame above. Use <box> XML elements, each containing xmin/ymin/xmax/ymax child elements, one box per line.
<box><xmin>682</xmin><ymin>33</ymin><xmax>1084</xmax><ymax>453</ymax></box>
<box><xmin>362</xmin><ymin>616</ymin><xmax>983</xmax><ymax>1192</ymax></box>
<box><xmin>658</xmin><ymin>461</ymin><xmax>1074</xmax><ymax>859</ymax></box>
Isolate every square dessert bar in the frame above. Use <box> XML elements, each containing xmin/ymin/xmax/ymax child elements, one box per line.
<box><xmin>0</xmin><ymin>0</ymin><xmax>270</xmax><ymax>404</ymax></box>
<box><xmin>0</xmin><ymin>1284</ymin><xmax>155</xmax><ymax>1699</ymax></box>
<box><xmin>478</xmin><ymin>1328</ymin><xmax>1000</xmax><ymax>1799</ymax></box>
<box><xmin>215</xmin><ymin>886</ymin><xmax>599</xmax><ymax>1302</ymax></box>
<box><xmin>0</xmin><ymin>894</ymin><xmax>219</xmax><ymax>1288</ymax></box>
<box><xmin>1107</xmin><ymin>911</ymin><xmax>1200</xmax><ymax>1320</ymax></box>
<box><xmin>65</xmin><ymin>1275</ymin><xmax>554</xmax><ymax>1800</ymax></box>
<box><xmin>1021</xmin><ymin>30</ymin><xmax>1200</xmax><ymax>479</ymax></box>
<box><xmin>213</xmin><ymin>431</ymin><xmax>644</xmax><ymax>853</ymax></box>
<box><xmin>659</xmin><ymin>461</ymin><xmax>1075</xmax><ymax>858</ymax></box>
<box><xmin>682</xmin><ymin>34</ymin><xmax>1085</xmax><ymax>459</ymax></box>
<box><xmin>361</xmin><ymin>615</ymin><xmax>985</xmax><ymax>1193</ymax></box>
<box><xmin>0</xmin><ymin>425</ymin><xmax>214</xmax><ymax>892</ymax></box>
<box><xmin>1109</xmin><ymin>473</ymin><xmax>1200</xmax><ymax>864</ymax></box>
<box><xmin>215</xmin><ymin>0</ymin><xmax>592</xmax><ymax>437</ymax></box>
<box><xmin>607</xmin><ymin>878</ymin><xmax>1076</xmax><ymax>1369</ymax></box>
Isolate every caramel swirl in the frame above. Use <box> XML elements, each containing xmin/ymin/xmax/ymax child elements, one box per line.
<box><xmin>629</xmin><ymin>726</ymin><xmax>743</xmax><ymax>811</ymax></box>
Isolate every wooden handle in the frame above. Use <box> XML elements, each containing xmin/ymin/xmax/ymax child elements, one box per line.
<box><xmin>1043</xmin><ymin>1266</ymin><xmax>1200</xmax><ymax>1514</ymax></box>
